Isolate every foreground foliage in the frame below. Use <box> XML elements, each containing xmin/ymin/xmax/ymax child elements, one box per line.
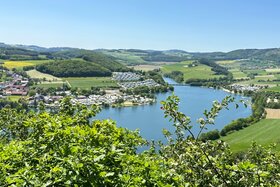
<box><xmin>0</xmin><ymin>96</ymin><xmax>279</xmax><ymax>186</ymax></box>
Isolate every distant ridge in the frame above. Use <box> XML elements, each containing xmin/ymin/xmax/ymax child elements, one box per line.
<box><xmin>1</xmin><ymin>42</ymin><xmax>280</xmax><ymax>63</ymax></box>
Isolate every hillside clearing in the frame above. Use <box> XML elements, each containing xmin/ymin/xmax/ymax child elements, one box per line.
<box><xmin>221</xmin><ymin>119</ymin><xmax>280</xmax><ymax>152</ymax></box>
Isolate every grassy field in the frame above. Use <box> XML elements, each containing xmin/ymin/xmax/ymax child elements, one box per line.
<box><xmin>216</xmin><ymin>60</ymin><xmax>237</xmax><ymax>65</ymax></box>
<box><xmin>64</xmin><ymin>77</ymin><xmax>118</xmax><ymax>89</ymax></box>
<box><xmin>3</xmin><ymin>60</ymin><xmax>53</xmax><ymax>70</ymax></box>
<box><xmin>6</xmin><ymin>95</ymin><xmax>25</xmax><ymax>102</ymax></box>
<box><xmin>161</xmin><ymin>61</ymin><xmax>223</xmax><ymax>81</ymax></box>
<box><xmin>229</xmin><ymin>68</ymin><xmax>248</xmax><ymax>79</ymax></box>
<box><xmin>102</xmin><ymin>50</ymin><xmax>147</xmax><ymax>64</ymax></box>
<box><xmin>221</xmin><ymin>119</ymin><xmax>280</xmax><ymax>152</ymax></box>
<box><xmin>26</xmin><ymin>69</ymin><xmax>62</xmax><ymax>81</ymax></box>
<box><xmin>264</xmin><ymin>86</ymin><xmax>280</xmax><ymax>92</ymax></box>
<box><xmin>265</xmin><ymin>68</ymin><xmax>280</xmax><ymax>73</ymax></box>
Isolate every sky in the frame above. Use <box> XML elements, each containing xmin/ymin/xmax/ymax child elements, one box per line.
<box><xmin>0</xmin><ymin>0</ymin><xmax>280</xmax><ymax>52</ymax></box>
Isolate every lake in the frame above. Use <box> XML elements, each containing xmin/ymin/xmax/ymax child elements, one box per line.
<box><xmin>96</xmin><ymin>78</ymin><xmax>252</xmax><ymax>142</ymax></box>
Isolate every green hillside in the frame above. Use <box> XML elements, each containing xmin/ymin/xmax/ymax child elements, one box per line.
<box><xmin>82</xmin><ymin>52</ymin><xmax>128</xmax><ymax>71</ymax></box>
<box><xmin>221</xmin><ymin>119</ymin><xmax>280</xmax><ymax>152</ymax></box>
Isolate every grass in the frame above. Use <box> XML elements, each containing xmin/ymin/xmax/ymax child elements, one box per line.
<box><xmin>264</xmin><ymin>86</ymin><xmax>280</xmax><ymax>92</ymax></box>
<box><xmin>242</xmin><ymin>69</ymin><xmax>267</xmax><ymax>76</ymax></box>
<box><xmin>7</xmin><ymin>95</ymin><xmax>25</xmax><ymax>102</ymax></box>
<box><xmin>102</xmin><ymin>50</ymin><xmax>147</xmax><ymax>64</ymax></box>
<box><xmin>63</xmin><ymin>77</ymin><xmax>118</xmax><ymax>89</ymax></box>
<box><xmin>216</xmin><ymin>60</ymin><xmax>237</xmax><ymax>65</ymax></box>
<box><xmin>229</xmin><ymin>68</ymin><xmax>248</xmax><ymax>79</ymax></box>
<box><xmin>265</xmin><ymin>68</ymin><xmax>280</xmax><ymax>73</ymax></box>
<box><xmin>26</xmin><ymin>69</ymin><xmax>62</xmax><ymax>81</ymax></box>
<box><xmin>161</xmin><ymin>61</ymin><xmax>223</xmax><ymax>81</ymax></box>
<box><xmin>33</xmin><ymin>83</ymin><xmax>65</xmax><ymax>88</ymax></box>
<box><xmin>3</xmin><ymin>60</ymin><xmax>53</xmax><ymax>70</ymax></box>
<box><xmin>221</xmin><ymin>119</ymin><xmax>280</xmax><ymax>152</ymax></box>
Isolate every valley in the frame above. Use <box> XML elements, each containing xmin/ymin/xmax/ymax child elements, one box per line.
<box><xmin>1</xmin><ymin>43</ymin><xmax>280</xmax><ymax>154</ymax></box>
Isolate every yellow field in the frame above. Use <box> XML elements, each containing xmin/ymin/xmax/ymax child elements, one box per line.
<box><xmin>4</xmin><ymin>61</ymin><xmax>34</xmax><ymax>69</ymax></box>
<box><xmin>3</xmin><ymin>60</ymin><xmax>53</xmax><ymax>69</ymax></box>
<box><xmin>265</xmin><ymin>108</ymin><xmax>280</xmax><ymax>119</ymax></box>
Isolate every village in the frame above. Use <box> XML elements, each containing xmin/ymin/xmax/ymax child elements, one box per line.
<box><xmin>0</xmin><ymin>69</ymin><xmax>29</xmax><ymax>96</ymax></box>
<box><xmin>0</xmin><ymin>69</ymin><xmax>158</xmax><ymax>108</ymax></box>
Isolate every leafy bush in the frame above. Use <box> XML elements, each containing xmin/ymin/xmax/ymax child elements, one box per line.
<box><xmin>199</xmin><ymin>129</ymin><xmax>220</xmax><ymax>141</ymax></box>
<box><xmin>164</xmin><ymin>70</ymin><xmax>184</xmax><ymax>83</ymax></box>
<box><xmin>0</xmin><ymin>96</ymin><xmax>279</xmax><ymax>186</ymax></box>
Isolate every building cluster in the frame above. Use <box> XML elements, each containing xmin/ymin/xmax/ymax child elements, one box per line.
<box><xmin>28</xmin><ymin>94</ymin><xmax>64</xmax><ymax>106</ymax></box>
<box><xmin>112</xmin><ymin>72</ymin><xmax>141</xmax><ymax>81</ymax></box>
<box><xmin>230</xmin><ymin>84</ymin><xmax>260</xmax><ymax>92</ymax></box>
<box><xmin>27</xmin><ymin>91</ymin><xmax>154</xmax><ymax>107</ymax></box>
<box><xmin>118</xmin><ymin>79</ymin><xmax>160</xmax><ymax>89</ymax></box>
<box><xmin>72</xmin><ymin>93</ymin><xmax>154</xmax><ymax>106</ymax></box>
<box><xmin>266</xmin><ymin>97</ymin><xmax>279</xmax><ymax>103</ymax></box>
<box><xmin>0</xmin><ymin>70</ymin><xmax>29</xmax><ymax>96</ymax></box>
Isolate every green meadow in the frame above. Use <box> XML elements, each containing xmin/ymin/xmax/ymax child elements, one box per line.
<box><xmin>63</xmin><ymin>77</ymin><xmax>119</xmax><ymax>89</ymax></box>
<box><xmin>221</xmin><ymin>119</ymin><xmax>280</xmax><ymax>152</ymax></box>
<box><xmin>161</xmin><ymin>61</ymin><xmax>223</xmax><ymax>81</ymax></box>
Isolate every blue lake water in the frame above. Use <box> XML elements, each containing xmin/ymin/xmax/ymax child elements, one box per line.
<box><xmin>96</xmin><ymin>78</ymin><xmax>252</xmax><ymax>141</ymax></box>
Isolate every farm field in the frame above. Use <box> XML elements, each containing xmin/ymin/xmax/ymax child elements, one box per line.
<box><xmin>229</xmin><ymin>68</ymin><xmax>248</xmax><ymax>79</ymax></box>
<box><xmin>221</xmin><ymin>119</ymin><xmax>280</xmax><ymax>152</ymax></box>
<box><xmin>3</xmin><ymin>60</ymin><xmax>53</xmax><ymax>70</ymax></box>
<box><xmin>33</xmin><ymin>82</ymin><xmax>65</xmax><ymax>88</ymax></box>
<box><xmin>216</xmin><ymin>60</ymin><xmax>237</xmax><ymax>65</ymax></box>
<box><xmin>63</xmin><ymin>77</ymin><xmax>119</xmax><ymax>89</ymax></box>
<box><xmin>26</xmin><ymin>69</ymin><xmax>62</xmax><ymax>81</ymax></box>
<box><xmin>161</xmin><ymin>61</ymin><xmax>223</xmax><ymax>81</ymax></box>
<box><xmin>129</xmin><ymin>65</ymin><xmax>161</xmax><ymax>71</ymax></box>
<box><xmin>265</xmin><ymin>108</ymin><xmax>280</xmax><ymax>119</ymax></box>
<box><xmin>265</xmin><ymin>68</ymin><xmax>280</xmax><ymax>73</ymax></box>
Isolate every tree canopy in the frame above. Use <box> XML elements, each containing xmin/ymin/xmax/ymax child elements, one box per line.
<box><xmin>36</xmin><ymin>60</ymin><xmax>112</xmax><ymax>77</ymax></box>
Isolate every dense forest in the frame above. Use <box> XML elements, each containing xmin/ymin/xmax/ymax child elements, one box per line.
<box><xmin>0</xmin><ymin>46</ymin><xmax>48</xmax><ymax>61</ymax></box>
<box><xmin>36</xmin><ymin>60</ymin><xmax>112</xmax><ymax>77</ymax></box>
<box><xmin>0</xmin><ymin>96</ymin><xmax>279</xmax><ymax>186</ymax></box>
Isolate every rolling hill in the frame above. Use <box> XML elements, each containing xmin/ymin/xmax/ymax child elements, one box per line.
<box><xmin>1</xmin><ymin>42</ymin><xmax>280</xmax><ymax>65</ymax></box>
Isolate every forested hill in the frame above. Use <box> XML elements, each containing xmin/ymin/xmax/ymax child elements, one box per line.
<box><xmin>1</xmin><ymin>42</ymin><xmax>280</xmax><ymax>64</ymax></box>
<box><xmin>0</xmin><ymin>43</ymin><xmax>128</xmax><ymax>77</ymax></box>
<box><xmin>100</xmin><ymin>48</ymin><xmax>280</xmax><ymax>63</ymax></box>
<box><xmin>191</xmin><ymin>48</ymin><xmax>280</xmax><ymax>61</ymax></box>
